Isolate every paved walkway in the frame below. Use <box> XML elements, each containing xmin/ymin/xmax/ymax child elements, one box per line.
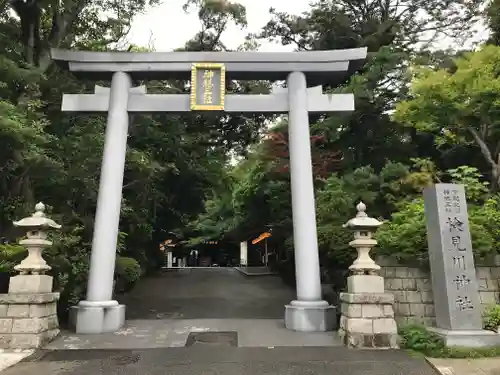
<box><xmin>2</xmin><ymin>268</ymin><xmax>438</xmax><ymax>374</ymax></box>
<box><xmin>46</xmin><ymin>319</ymin><xmax>341</xmax><ymax>349</ymax></box>
<box><xmin>117</xmin><ymin>268</ymin><xmax>294</xmax><ymax>320</ymax></box>
<box><xmin>427</xmin><ymin>357</ymin><xmax>500</xmax><ymax>375</ymax></box>
<box><xmin>47</xmin><ymin>268</ymin><xmax>339</xmax><ymax>349</ymax></box>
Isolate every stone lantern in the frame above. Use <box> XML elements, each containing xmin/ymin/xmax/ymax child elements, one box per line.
<box><xmin>338</xmin><ymin>201</ymin><xmax>398</xmax><ymax>349</ymax></box>
<box><xmin>0</xmin><ymin>202</ymin><xmax>61</xmax><ymax>349</ymax></box>
<box><xmin>12</xmin><ymin>202</ymin><xmax>61</xmax><ymax>277</ymax></box>
<box><xmin>343</xmin><ymin>201</ymin><xmax>383</xmax><ymax>279</ymax></box>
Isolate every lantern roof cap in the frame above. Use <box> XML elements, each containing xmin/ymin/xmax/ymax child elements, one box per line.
<box><xmin>13</xmin><ymin>202</ymin><xmax>62</xmax><ymax>230</ymax></box>
<box><xmin>343</xmin><ymin>202</ymin><xmax>384</xmax><ymax>229</ymax></box>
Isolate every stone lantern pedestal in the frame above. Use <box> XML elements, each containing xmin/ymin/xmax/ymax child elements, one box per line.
<box><xmin>0</xmin><ymin>203</ymin><xmax>61</xmax><ymax>349</ymax></box>
<box><xmin>338</xmin><ymin>202</ymin><xmax>398</xmax><ymax>349</ymax></box>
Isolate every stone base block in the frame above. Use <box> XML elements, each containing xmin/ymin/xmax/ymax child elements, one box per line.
<box><xmin>339</xmin><ymin>292</ymin><xmax>398</xmax><ymax>349</ymax></box>
<box><xmin>70</xmin><ymin>304</ymin><xmax>125</xmax><ymax>334</ymax></box>
<box><xmin>9</xmin><ymin>275</ymin><xmax>53</xmax><ymax>294</ymax></box>
<box><xmin>347</xmin><ymin>275</ymin><xmax>384</xmax><ymax>294</ymax></box>
<box><xmin>340</xmin><ymin>292</ymin><xmax>394</xmax><ymax>304</ymax></box>
<box><xmin>338</xmin><ymin>327</ymin><xmax>398</xmax><ymax>349</ymax></box>
<box><xmin>2</xmin><ymin>328</ymin><xmax>60</xmax><ymax>349</ymax></box>
<box><xmin>428</xmin><ymin>327</ymin><xmax>500</xmax><ymax>348</ymax></box>
<box><xmin>284</xmin><ymin>300</ymin><xmax>336</xmax><ymax>332</ymax></box>
<box><xmin>0</xmin><ymin>292</ymin><xmax>60</xmax><ymax>349</ymax></box>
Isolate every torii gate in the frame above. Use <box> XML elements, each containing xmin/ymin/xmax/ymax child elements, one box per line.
<box><xmin>51</xmin><ymin>48</ymin><xmax>367</xmax><ymax>334</ymax></box>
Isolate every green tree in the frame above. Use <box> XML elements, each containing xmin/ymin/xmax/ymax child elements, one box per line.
<box><xmin>183</xmin><ymin>0</ymin><xmax>247</xmax><ymax>51</ymax></box>
<box><xmin>258</xmin><ymin>0</ymin><xmax>485</xmax><ymax>171</ymax></box>
<box><xmin>486</xmin><ymin>0</ymin><xmax>500</xmax><ymax>46</ymax></box>
<box><xmin>6</xmin><ymin>0</ymin><xmax>161</xmax><ymax>69</ymax></box>
<box><xmin>395</xmin><ymin>45</ymin><xmax>500</xmax><ymax>189</ymax></box>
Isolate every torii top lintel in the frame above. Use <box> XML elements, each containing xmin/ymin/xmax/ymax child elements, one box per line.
<box><xmin>50</xmin><ymin>48</ymin><xmax>367</xmax><ymax>83</ymax></box>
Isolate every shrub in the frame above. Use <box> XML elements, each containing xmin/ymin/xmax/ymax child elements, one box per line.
<box><xmin>375</xmin><ymin>199</ymin><xmax>428</xmax><ymax>265</ymax></box>
<box><xmin>0</xmin><ymin>244</ymin><xmax>27</xmax><ymax>273</ymax></box>
<box><xmin>0</xmin><ymin>244</ymin><xmax>27</xmax><ymax>293</ymax></box>
<box><xmin>400</xmin><ymin>324</ymin><xmax>500</xmax><ymax>358</ymax></box>
<box><xmin>483</xmin><ymin>305</ymin><xmax>500</xmax><ymax>331</ymax></box>
<box><xmin>115</xmin><ymin>256</ymin><xmax>141</xmax><ymax>293</ymax></box>
<box><xmin>376</xmin><ymin>195</ymin><xmax>500</xmax><ymax>265</ymax></box>
<box><xmin>399</xmin><ymin>324</ymin><xmax>447</xmax><ymax>356</ymax></box>
<box><xmin>44</xmin><ymin>226</ymin><xmax>91</xmax><ymax>320</ymax></box>
<box><xmin>376</xmin><ymin>167</ymin><xmax>500</xmax><ymax>265</ymax></box>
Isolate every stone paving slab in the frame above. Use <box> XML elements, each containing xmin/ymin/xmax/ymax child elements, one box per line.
<box><xmin>47</xmin><ymin>318</ymin><xmax>342</xmax><ymax>349</ymax></box>
<box><xmin>427</xmin><ymin>357</ymin><xmax>500</xmax><ymax>375</ymax></box>
<box><xmin>4</xmin><ymin>346</ymin><xmax>437</xmax><ymax>375</ymax></box>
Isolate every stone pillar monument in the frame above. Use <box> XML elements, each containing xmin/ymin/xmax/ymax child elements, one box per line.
<box><xmin>338</xmin><ymin>202</ymin><xmax>398</xmax><ymax>348</ymax></box>
<box><xmin>424</xmin><ymin>184</ymin><xmax>500</xmax><ymax>347</ymax></box>
<box><xmin>284</xmin><ymin>71</ymin><xmax>335</xmax><ymax>332</ymax></box>
<box><xmin>0</xmin><ymin>203</ymin><xmax>61</xmax><ymax>348</ymax></box>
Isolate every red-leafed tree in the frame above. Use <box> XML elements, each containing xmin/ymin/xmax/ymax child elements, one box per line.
<box><xmin>261</xmin><ymin>128</ymin><xmax>343</xmax><ymax>178</ymax></box>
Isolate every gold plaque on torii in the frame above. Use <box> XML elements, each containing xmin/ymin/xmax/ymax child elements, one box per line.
<box><xmin>190</xmin><ymin>63</ymin><xmax>226</xmax><ymax>111</ymax></box>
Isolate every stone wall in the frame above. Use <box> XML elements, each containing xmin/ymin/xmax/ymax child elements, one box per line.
<box><xmin>377</xmin><ymin>256</ymin><xmax>500</xmax><ymax>326</ymax></box>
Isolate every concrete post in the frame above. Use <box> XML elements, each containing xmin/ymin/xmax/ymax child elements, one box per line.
<box><xmin>240</xmin><ymin>241</ymin><xmax>248</xmax><ymax>266</ymax></box>
<box><xmin>284</xmin><ymin>71</ymin><xmax>334</xmax><ymax>332</ymax></box>
<box><xmin>70</xmin><ymin>71</ymin><xmax>130</xmax><ymax>333</ymax></box>
<box><xmin>167</xmin><ymin>252</ymin><xmax>173</xmax><ymax>268</ymax></box>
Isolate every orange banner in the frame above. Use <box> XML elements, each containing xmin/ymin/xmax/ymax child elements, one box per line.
<box><xmin>251</xmin><ymin>232</ymin><xmax>271</xmax><ymax>245</ymax></box>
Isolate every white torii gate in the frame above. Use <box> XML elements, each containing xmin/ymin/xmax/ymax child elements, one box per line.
<box><xmin>52</xmin><ymin>48</ymin><xmax>367</xmax><ymax>334</ymax></box>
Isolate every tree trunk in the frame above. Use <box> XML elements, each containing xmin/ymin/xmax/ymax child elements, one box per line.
<box><xmin>469</xmin><ymin>127</ymin><xmax>498</xmax><ymax>189</ymax></box>
<box><xmin>492</xmin><ymin>160</ymin><xmax>500</xmax><ymax>192</ymax></box>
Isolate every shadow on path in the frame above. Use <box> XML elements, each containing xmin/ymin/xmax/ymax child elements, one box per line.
<box><xmin>118</xmin><ymin>268</ymin><xmax>296</xmax><ymax>320</ymax></box>
<box><xmin>8</xmin><ymin>346</ymin><xmax>438</xmax><ymax>375</ymax></box>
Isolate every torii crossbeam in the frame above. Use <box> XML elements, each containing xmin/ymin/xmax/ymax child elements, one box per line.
<box><xmin>62</xmin><ymin>84</ymin><xmax>354</xmax><ymax>113</ymax></box>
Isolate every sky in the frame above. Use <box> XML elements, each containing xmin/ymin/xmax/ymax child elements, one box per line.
<box><xmin>128</xmin><ymin>0</ymin><xmax>489</xmax><ymax>52</ymax></box>
<box><xmin>128</xmin><ymin>0</ymin><xmax>311</xmax><ymax>52</ymax></box>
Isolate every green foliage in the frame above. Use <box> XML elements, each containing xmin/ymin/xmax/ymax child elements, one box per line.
<box><xmin>0</xmin><ymin>244</ymin><xmax>26</xmax><ymax>273</ymax></box>
<box><xmin>114</xmin><ymin>256</ymin><xmax>142</xmax><ymax>293</ymax></box>
<box><xmin>400</xmin><ymin>324</ymin><xmax>500</xmax><ymax>358</ymax></box>
<box><xmin>399</xmin><ymin>324</ymin><xmax>447</xmax><ymax>356</ymax></box>
<box><xmin>376</xmin><ymin>166</ymin><xmax>500</xmax><ymax>264</ymax></box>
<box><xmin>376</xmin><ymin>196</ymin><xmax>500</xmax><ymax>264</ymax></box>
<box><xmin>486</xmin><ymin>0</ymin><xmax>500</xmax><ymax>46</ymax></box>
<box><xmin>395</xmin><ymin>45</ymin><xmax>500</xmax><ymax>188</ymax></box>
<box><xmin>375</xmin><ymin>199</ymin><xmax>428</xmax><ymax>264</ymax></box>
<box><xmin>472</xmin><ymin>195</ymin><xmax>500</xmax><ymax>247</ymax></box>
<box><xmin>316</xmin><ymin>175</ymin><xmax>358</xmax><ymax>269</ymax></box>
<box><xmin>447</xmin><ymin>166</ymin><xmax>489</xmax><ymax>202</ymax></box>
<box><xmin>483</xmin><ymin>305</ymin><xmax>500</xmax><ymax>331</ymax></box>
<box><xmin>44</xmin><ymin>226</ymin><xmax>91</xmax><ymax>314</ymax></box>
